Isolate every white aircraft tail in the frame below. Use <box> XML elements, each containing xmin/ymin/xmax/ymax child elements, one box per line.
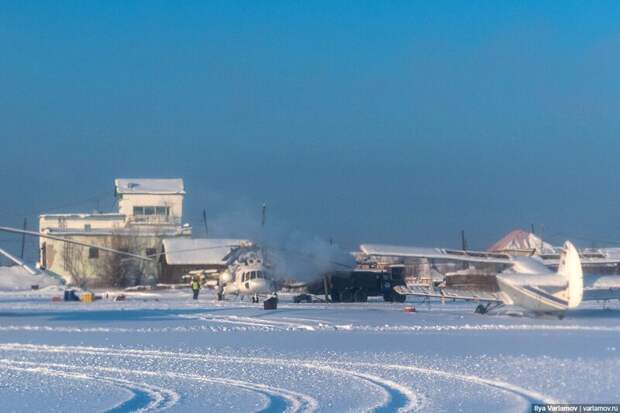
<box><xmin>557</xmin><ymin>241</ymin><xmax>583</xmax><ymax>308</ymax></box>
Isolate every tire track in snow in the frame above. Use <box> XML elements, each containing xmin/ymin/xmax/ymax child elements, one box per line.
<box><xmin>184</xmin><ymin>314</ymin><xmax>325</xmax><ymax>331</ymax></box>
<box><xmin>0</xmin><ymin>343</ymin><xmax>417</xmax><ymax>412</ymax></box>
<box><xmin>0</xmin><ymin>359</ymin><xmax>178</xmax><ymax>413</ymax></box>
<box><xmin>0</xmin><ymin>342</ymin><xmax>558</xmax><ymax>412</ymax></box>
<box><xmin>301</xmin><ymin>363</ymin><xmax>418</xmax><ymax>413</ymax></box>
<box><xmin>4</xmin><ymin>341</ymin><xmax>559</xmax><ymax>412</ymax></box>
<box><xmin>338</xmin><ymin>361</ymin><xmax>559</xmax><ymax>413</ymax></box>
<box><xmin>3</xmin><ymin>341</ymin><xmax>555</xmax><ymax>412</ymax></box>
<box><xmin>0</xmin><ymin>349</ymin><xmax>316</xmax><ymax>413</ymax></box>
<box><xmin>2</xmin><ymin>322</ymin><xmax>619</xmax><ymax>334</ymax></box>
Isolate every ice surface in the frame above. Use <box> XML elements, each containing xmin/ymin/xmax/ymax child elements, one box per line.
<box><xmin>0</xmin><ymin>289</ymin><xmax>618</xmax><ymax>412</ymax></box>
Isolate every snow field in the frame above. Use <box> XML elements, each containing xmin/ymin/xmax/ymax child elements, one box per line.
<box><xmin>0</xmin><ymin>290</ymin><xmax>618</xmax><ymax>412</ymax></box>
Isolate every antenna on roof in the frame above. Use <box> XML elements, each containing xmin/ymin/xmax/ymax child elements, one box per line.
<box><xmin>531</xmin><ymin>223</ymin><xmax>535</xmax><ymax>235</ymax></box>
<box><xmin>460</xmin><ymin>230</ymin><xmax>468</xmax><ymax>251</ymax></box>
<box><xmin>20</xmin><ymin>218</ymin><xmax>27</xmax><ymax>259</ymax></box>
<box><xmin>202</xmin><ymin>208</ymin><xmax>208</xmax><ymax>238</ymax></box>
<box><xmin>261</xmin><ymin>203</ymin><xmax>267</xmax><ymax>228</ymax></box>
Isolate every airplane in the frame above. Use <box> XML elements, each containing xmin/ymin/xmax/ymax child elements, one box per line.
<box><xmin>358</xmin><ymin>241</ymin><xmax>620</xmax><ymax>316</ymax></box>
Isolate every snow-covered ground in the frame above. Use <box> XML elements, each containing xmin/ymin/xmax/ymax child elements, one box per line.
<box><xmin>0</xmin><ymin>288</ymin><xmax>618</xmax><ymax>412</ymax></box>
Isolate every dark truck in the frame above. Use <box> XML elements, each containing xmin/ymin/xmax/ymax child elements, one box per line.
<box><xmin>305</xmin><ymin>268</ymin><xmax>407</xmax><ymax>303</ymax></box>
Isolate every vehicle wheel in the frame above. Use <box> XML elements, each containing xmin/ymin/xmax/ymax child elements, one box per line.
<box><xmin>354</xmin><ymin>289</ymin><xmax>368</xmax><ymax>303</ymax></box>
<box><xmin>383</xmin><ymin>292</ymin><xmax>394</xmax><ymax>302</ymax></box>
<box><xmin>392</xmin><ymin>292</ymin><xmax>406</xmax><ymax>303</ymax></box>
<box><xmin>341</xmin><ymin>289</ymin><xmax>354</xmax><ymax>303</ymax></box>
<box><xmin>331</xmin><ymin>290</ymin><xmax>341</xmax><ymax>303</ymax></box>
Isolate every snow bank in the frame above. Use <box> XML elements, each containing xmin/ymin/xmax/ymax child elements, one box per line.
<box><xmin>0</xmin><ymin>266</ymin><xmax>61</xmax><ymax>291</ymax></box>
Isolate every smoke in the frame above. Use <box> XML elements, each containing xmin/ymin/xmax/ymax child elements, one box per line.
<box><xmin>205</xmin><ymin>200</ymin><xmax>355</xmax><ymax>281</ymax></box>
<box><xmin>264</xmin><ymin>232</ymin><xmax>354</xmax><ymax>282</ymax></box>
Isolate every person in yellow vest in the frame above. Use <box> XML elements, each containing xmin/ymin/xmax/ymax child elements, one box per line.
<box><xmin>191</xmin><ymin>276</ymin><xmax>201</xmax><ymax>300</ymax></box>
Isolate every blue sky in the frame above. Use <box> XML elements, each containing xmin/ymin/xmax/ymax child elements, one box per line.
<box><xmin>2</xmin><ymin>1</ymin><xmax>620</xmax><ymax>259</ymax></box>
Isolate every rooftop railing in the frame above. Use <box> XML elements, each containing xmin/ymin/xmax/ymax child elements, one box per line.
<box><xmin>128</xmin><ymin>215</ymin><xmax>182</xmax><ymax>225</ymax></box>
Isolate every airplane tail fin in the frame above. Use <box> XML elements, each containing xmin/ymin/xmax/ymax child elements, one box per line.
<box><xmin>557</xmin><ymin>241</ymin><xmax>583</xmax><ymax>308</ymax></box>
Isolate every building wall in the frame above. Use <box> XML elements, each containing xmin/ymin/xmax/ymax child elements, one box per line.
<box><xmin>40</xmin><ymin>215</ymin><xmax>126</xmax><ymax>232</ymax></box>
<box><xmin>41</xmin><ymin>233</ymin><xmax>164</xmax><ymax>287</ymax></box>
<box><xmin>117</xmin><ymin>194</ymin><xmax>184</xmax><ymax>223</ymax></box>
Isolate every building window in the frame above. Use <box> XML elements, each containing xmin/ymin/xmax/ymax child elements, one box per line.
<box><xmin>84</xmin><ymin>224</ymin><xmax>91</xmax><ymax>232</ymax></box>
<box><xmin>133</xmin><ymin>206</ymin><xmax>170</xmax><ymax>216</ymax></box>
<box><xmin>88</xmin><ymin>247</ymin><xmax>99</xmax><ymax>259</ymax></box>
<box><xmin>156</xmin><ymin>206</ymin><xmax>169</xmax><ymax>216</ymax></box>
<box><xmin>145</xmin><ymin>248</ymin><xmax>157</xmax><ymax>257</ymax></box>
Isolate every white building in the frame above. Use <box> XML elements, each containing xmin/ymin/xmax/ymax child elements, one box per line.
<box><xmin>39</xmin><ymin>179</ymin><xmax>191</xmax><ymax>287</ymax></box>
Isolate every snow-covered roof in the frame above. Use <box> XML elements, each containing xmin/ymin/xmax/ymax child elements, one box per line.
<box><xmin>115</xmin><ymin>179</ymin><xmax>185</xmax><ymax>195</ymax></box>
<box><xmin>40</xmin><ymin>213</ymin><xmax>124</xmax><ymax>220</ymax></box>
<box><xmin>487</xmin><ymin>229</ymin><xmax>556</xmax><ymax>254</ymax></box>
<box><xmin>600</xmin><ymin>247</ymin><xmax>620</xmax><ymax>259</ymax></box>
<box><xmin>43</xmin><ymin>227</ymin><xmax>190</xmax><ymax>237</ymax></box>
<box><xmin>360</xmin><ymin>244</ymin><xmax>444</xmax><ymax>257</ymax></box>
<box><xmin>163</xmin><ymin>238</ymin><xmax>251</xmax><ymax>266</ymax></box>
<box><xmin>357</xmin><ymin>244</ymin><xmax>513</xmax><ymax>264</ymax></box>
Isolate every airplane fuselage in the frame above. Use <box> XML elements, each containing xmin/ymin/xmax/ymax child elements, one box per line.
<box><xmin>222</xmin><ymin>264</ymin><xmax>274</xmax><ymax>297</ymax></box>
<box><xmin>496</xmin><ymin>274</ymin><xmax>569</xmax><ymax>313</ymax></box>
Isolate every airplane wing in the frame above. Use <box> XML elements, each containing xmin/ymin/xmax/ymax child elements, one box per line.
<box><xmin>582</xmin><ymin>275</ymin><xmax>620</xmax><ymax>301</ymax></box>
<box><xmin>0</xmin><ymin>247</ymin><xmax>38</xmax><ymax>275</ymax></box>
<box><xmin>359</xmin><ymin>244</ymin><xmax>514</xmax><ymax>265</ymax></box>
<box><xmin>396</xmin><ymin>282</ymin><xmax>620</xmax><ymax>304</ymax></box>
<box><xmin>394</xmin><ymin>285</ymin><xmax>504</xmax><ymax>303</ymax></box>
<box><xmin>583</xmin><ymin>288</ymin><xmax>620</xmax><ymax>301</ymax></box>
<box><xmin>545</xmin><ymin>257</ymin><xmax>620</xmax><ymax>267</ymax></box>
<box><xmin>543</xmin><ymin>247</ymin><xmax>620</xmax><ymax>267</ymax></box>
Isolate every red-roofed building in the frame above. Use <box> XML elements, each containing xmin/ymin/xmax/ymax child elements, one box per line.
<box><xmin>488</xmin><ymin>229</ymin><xmax>555</xmax><ymax>255</ymax></box>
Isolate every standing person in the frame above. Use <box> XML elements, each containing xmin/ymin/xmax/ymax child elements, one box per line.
<box><xmin>191</xmin><ymin>276</ymin><xmax>201</xmax><ymax>300</ymax></box>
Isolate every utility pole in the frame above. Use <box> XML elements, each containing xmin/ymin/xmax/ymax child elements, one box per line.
<box><xmin>261</xmin><ymin>203</ymin><xmax>267</xmax><ymax>227</ymax></box>
<box><xmin>20</xmin><ymin>218</ymin><xmax>27</xmax><ymax>259</ymax></box>
<box><xmin>460</xmin><ymin>230</ymin><xmax>468</xmax><ymax>251</ymax></box>
<box><xmin>202</xmin><ymin>208</ymin><xmax>208</xmax><ymax>237</ymax></box>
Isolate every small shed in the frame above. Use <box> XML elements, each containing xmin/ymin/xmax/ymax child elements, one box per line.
<box><xmin>160</xmin><ymin>238</ymin><xmax>250</xmax><ymax>283</ymax></box>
